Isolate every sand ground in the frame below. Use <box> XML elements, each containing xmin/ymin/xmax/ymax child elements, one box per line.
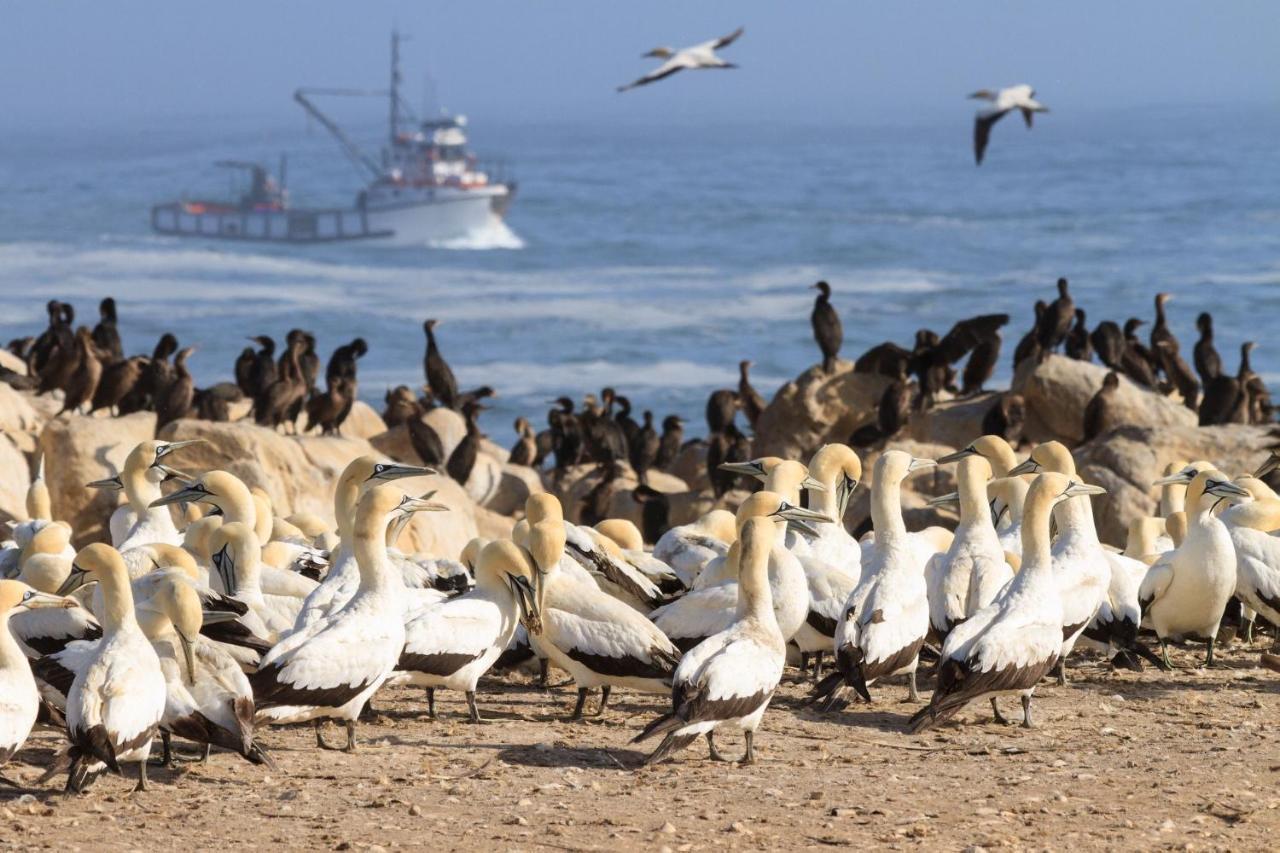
<box><xmin>2</xmin><ymin>641</ymin><xmax>1279</xmax><ymax>852</ymax></box>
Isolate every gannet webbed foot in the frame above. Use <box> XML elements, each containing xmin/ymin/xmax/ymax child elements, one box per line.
<box><xmin>706</xmin><ymin>732</ymin><xmax>728</xmax><ymax>762</ymax></box>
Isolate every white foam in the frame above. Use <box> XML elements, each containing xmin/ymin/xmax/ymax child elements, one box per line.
<box><xmin>426</xmin><ymin>216</ymin><xmax>525</xmax><ymax>250</ymax></box>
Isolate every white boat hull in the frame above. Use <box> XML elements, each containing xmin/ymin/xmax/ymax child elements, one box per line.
<box><xmin>151</xmin><ymin>185</ymin><xmax>512</xmax><ymax>246</ymax></box>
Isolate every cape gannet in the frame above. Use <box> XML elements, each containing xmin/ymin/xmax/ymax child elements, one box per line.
<box><xmin>617</xmin><ymin>26</ymin><xmax>743</xmax><ymax>92</ymax></box>
<box><xmin>0</xmin><ymin>581</ymin><xmax>75</xmax><ymax>778</ymax></box>
<box><xmin>968</xmin><ymin>84</ymin><xmax>1048</xmax><ymax>165</ymax></box>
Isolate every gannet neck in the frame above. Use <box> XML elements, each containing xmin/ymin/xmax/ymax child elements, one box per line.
<box><xmin>737</xmin><ymin>518</ymin><xmax>776</xmax><ymax>623</ymax></box>
<box><xmin>957</xmin><ymin>457</ymin><xmax>993</xmax><ymax>530</ymax></box>
<box><xmin>99</xmin><ymin>559</ymin><xmax>138</xmax><ymax>634</ymax></box>
<box><xmin>870</xmin><ymin>475</ymin><xmax>907</xmax><ymax>542</ymax></box>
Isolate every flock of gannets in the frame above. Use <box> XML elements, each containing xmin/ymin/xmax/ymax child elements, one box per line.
<box><xmin>3</xmin><ymin>421</ymin><xmax>1279</xmax><ymax>793</ymax></box>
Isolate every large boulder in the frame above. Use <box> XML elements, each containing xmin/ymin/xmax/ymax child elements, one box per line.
<box><xmin>1013</xmin><ymin>355</ymin><xmax>1196</xmax><ymax>447</ymax></box>
<box><xmin>753</xmin><ymin>363</ymin><xmax>891</xmax><ymax>461</ymax></box>
<box><xmin>40</xmin><ymin>411</ymin><xmax>157</xmax><ymax>546</ymax></box>
<box><xmin>907</xmin><ymin>392</ymin><xmax>1003</xmax><ymax>449</ymax></box>
<box><xmin>0</xmin><ymin>349</ymin><xmax>27</xmax><ymax>376</ymax></box>
<box><xmin>397</xmin><ymin>475</ymin><xmax>481</xmax><ymax>558</ymax></box>
<box><xmin>0</xmin><ymin>434</ymin><xmax>31</xmax><ymax>524</ymax></box>
<box><xmin>1074</xmin><ymin>423</ymin><xmax>1272</xmax><ymax>546</ymax></box>
<box><xmin>337</xmin><ymin>401</ymin><xmax>387</xmax><ymax>441</ymax></box>
<box><xmin>485</xmin><ymin>463</ymin><xmax>545</xmax><ymax>517</ymax></box>
<box><xmin>0</xmin><ymin>385</ymin><xmax>44</xmax><ymax>437</ymax></box>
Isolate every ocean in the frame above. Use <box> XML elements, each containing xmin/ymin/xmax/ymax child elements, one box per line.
<box><xmin>1</xmin><ymin>104</ymin><xmax>1277</xmax><ymax>443</ymax></box>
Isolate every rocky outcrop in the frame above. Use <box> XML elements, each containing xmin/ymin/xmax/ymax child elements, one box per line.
<box><xmin>0</xmin><ymin>349</ymin><xmax>27</xmax><ymax>376</ymax></box>
<box><xmin>1014</xmin><ymin>355</ymin><xmax>1196</xmax><ymax>447</ymax></box>
<box><xmin>337</xmin><ymin>401</ymin><xmax>388</xmax><ymax>441</ymax></box>
<box><xmin>1074</xmin><ymin>423</ymin><xmax>1272</xmax><ymax>546</ymax></box>
<box><xmin>40</xmin><ymin>411</ymin><xmax>157</xmax><ymax>547</ymax></box>
<box><xmin>753</xmin><ymin>363</ymin><xmax>891</xmax><ymax>461</ymax></box>
<box><xmin>907</xmin><ymin>392</ymin><xmax>1002</xmax><ymax>450</ymax></box>
<box><xmin>0</xmin><ymin>435</ymin><xmax>31</xmax><ymax>524</ymax></box>
<box><xmin>485</xmin><ymin>464</ymin><xmax>545</xmax><ymax>517</ymax></box>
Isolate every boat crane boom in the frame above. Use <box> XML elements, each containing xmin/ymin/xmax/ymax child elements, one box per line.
<box><xmin>293</xmin><ymin>88</ymin><xmax>385</xmax><ymax>179</ymax></box>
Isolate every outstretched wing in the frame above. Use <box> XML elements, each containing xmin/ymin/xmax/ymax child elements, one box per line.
<box><xmin>712</xmin><ymin>26</ymin><xmax>744</xmax><ymax>50</ymax></box>
<box><xmin>618</xmin><ymin>59</ymin><xmax>686</xmax><ymax>92</ymax></box>
<box><xmin>973</xmin><ymin>109</ymin><xmax>1009</xmax><ymax>165</ymax></box>
<box><xmin>933</xmin><ymin>314</ymin><xmax>1011</xmax><ymax>365</ymax></box>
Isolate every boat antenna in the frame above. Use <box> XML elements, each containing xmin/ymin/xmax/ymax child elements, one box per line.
<box><xmin>390</xmin><ymin>28</ymin><xmax>405</xmax><ymax>143</ymax></box>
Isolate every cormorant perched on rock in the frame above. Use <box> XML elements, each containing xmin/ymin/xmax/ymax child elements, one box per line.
<box><xmin>447</xmin><ymin>400</ymin><xmax>486</xmax><ymax>486</ymax></box>
<box><xmin>155</xmin><ymin>346</ymin><xmax>195</xmax><ymax>430</ymax></box>
<box><xmin>614</xmin><ymin>395</ymin><xmax>640</xmax><ymax>447</ymax></box>
<box><xmin>422</xmin><ymin>319</ymin><xmax>459</xmax><ymax>410</ymax></box>
<box><xmin>706</xmin><ymin>423</ymin><xmax>750</xmax><ymax>497</ymax></box>
<box><xmin>1088</xmin><ymin>321</ymin><xmax>1122</xmax><ymax>370</ymax></box>
<box><xmin>957</xmin><ymin>315</ymin><xmax>1009</xmax><ymax>396</ymax></box>
<box><xmin>58</xmin><ymin>327</ymin><xmax>103</xmax><ymax>416</ymax></box>
<box><xmin>1038</xmin><ymin>277</ymin><xmax>1074</xmax><ymax>352</ymax></box>
<box><xmin>240</xmin><ymin>335</ymin><xmax>277</xmax><ymax>410</ymax></box>
<box><xmin>580</xmin><ymin>462</ymin><xmax>624</xmax><ymax>528</ymax></box>
<box><xmin>630</xmin><ymin>410</ymin><xmax>661</xmax><ymax>484</ymax></box>
<box><xmin>91</xmin><ymin>355</ymin><xmax>145</xmax><ymax>415</ymax></box>
<box><xmin>1012</xmin><ymin>301</ymin><xmax>1046</xmax><ymax>370</ymax></box>
<box><xmin>1083</xmin><ymin>371</ymin><xmax>1120</xmax><ymax>442</ymax></box>
<box><xmin>119</xmin><ymin>332</ymin><xmax>178</xmax><ymax>415</ymax></box>
<box><xmin>549</xmin><ymin>397</ymin><xmax>583</xmax><ymax>480</ymax></box>
<box><xmin>1238</xmin><ymin>341</ymin><xmax>1271</xmax><ymax>424</ymax></box>
<box><xmin>382</xmin><ymin>386</ymin><xmax>423</xmax><ymax>428</ymax></box>
<box><xmin>1193</xmin><ymin>312</ymin><xmax>1222</xmax><ymax>386</ymax></box>
<box><xmin>306</xmin><ymin>337</ymin><xmax>367</xmax><ymax>435</ymax></box>
<box><xmin>1064</xmin><ymin>308</ymin><xmax>1092</xmax><ymax>361</ymax></box>
<box><xmin>1199</xmin><ymin>371</ymin><xmax>1245</xmax><ymax>427</ymax></box>
<box><xmin>92</xmin><ymin>297</ymin><xmax>123</xmax><ymax>363</ymax></box>
<box><xmin>582</xmin><ymin>392</ymin><xmax>628</xmax><ymax>466</ymax></box>
<box><xmin>1154</xmin><ymin>340</ymin><xmax>1200</xmax><ymax>412</ymax></box>
<box><xmin>234</xmin><ymin>345</ymin><xmax>257</xmax><ymax>399</ymax></box>
<box><xmin>981</xmin><ymin>393</ymin><xmax>1025</xmax><ymax>448</ymax></box>
<box><xmin>278</xmin><ymin>330</ymin><xmax>317</xmax><ymax>426</ymax></box>
<box><xmin>256</xmin><ymin>334</ymin><xmax>306</xmax><ymax>432</ymax></box>
<box><xmin>877</xmin><ymin>365</ymin><xmax>914</xmax><ymax>441</ymax></box>
<box><xmin>193</xmin><ymin>382</ymin><xmax>242</xmax><ymax>422</ymax></box>
<box><xmin>705</xmin><ymin>388</ymin><xmax>738</xmax><ymax>435</ymax></box>
<box><xmin>631</xmin><ymin>485</ymin><xmax>671</xmax><ymax>545</ymax></box>
<box><xmin>509</xmin><ymin>417</ymin><xmax>537</xmax><ymax>467</ymax></box>
<box><xmin>407</xmin><ymin>413</ymin><xmax>446</xmax><ymax>467</ymax></box>
<box><xmin>29</xmin><ymin>300</ymin><xmax>66</xmax><ymax>376</ymax></box>
<box><xmin>456</xmin><ymin>385</ymin><xmax>496</xmax><ymax>411</ymax></box>
<box><xmin>738</xmin><ymin>360</ymin><xmax>766</xmax><ymax>427</ymax></box>
<box><xmin>810</xmin><ymin>280</ymin><xmax>842</xmax><ymax>373</ymax></box>
<box><xmin>1119</xmin><ymin>319</ymin><xmax>1158</xmax><ymax>388</ymax></box>
<box><xmin>1149</xmin><ymin>293</ymin><xmax>1178</xmax><ymax>358</ymax></box>
<box><xmin>655</xmin><ymin>415</ymin><xmax>684</xmax><ymax>471</ymax></box>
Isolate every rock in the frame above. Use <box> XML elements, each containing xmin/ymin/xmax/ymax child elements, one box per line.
<box><xmin>461</xmin><ymin>451</ymin><xmax>504</xmax><ymax>507</ymax></box>
<box><xmin>369</xmin><ymin>425</ymin><xmax>415</xmax><ymax>464</ymax></box>
<box><xmin>480</xmin><ymin>437</ymin><xmax>510</xmax><ymax>464</ymax></box>
<box><xmin>337</xmin><ymin>401</ymin><xmax>387</xmax><ymax>441</ymax></box>
<box><xmin>669</xmin><ymin>442</ymin><xmax>710</xmax><ymax>493</ymax></box>
<box><xmin>424</xmin><ymin>408</ymin><xmax>467</xmax><ymax>458</ymax></box>
<box><xmin>486</xmin><ymin>463</ymin><xmax>545</xmax><ymax>517</ymax></box>
<box><xmin>369</xmin><ymin>407</ymin><xmax>467</xmax><ymax>467</ymax></box>
<box><xmin>0</xmin><ymin>434</ymin><xmax>31</xmax><ymax>524</ymax></box>
<box><xmin>398</xmin><ymin>476</ymin><xmax>481</xmax><ymax>558</ymax></box>
<box><xmin>547</xmin><ymin>463</ymin><xmax>690</xmax><ymax>527</ymax></box>
<box><xmin>0</xmin><ymin>385</ymin><xmax>44</xmax><ymax>436</ymax></box>
<box><xmin>907</xmin><ymin>392</ymin><xmax>1003</xmax><ymax>449</ymax></box>
<box><xmin>0</xmin><ymin>349</ymin><xmax>27</xmax><ymax>376</ymax></box>
<box><xmin>472</xmin><ymin>504</ymin><xmax>515</xmax><ymax>543</ymax></box>
<box><xmin>1013</xmin><ymin>354</ymin><xmax>1196</xmax><ymax>446</ymax></box>
<box><xmin>40</xmin><ymin>411</ymin><xmax>157</xmax><ymax>546</ymax></box>
<box><xmin>1074</xmin><ymin>423</ymin><xmax>1271</xmax><ymax>545</ymax></box>
<box><xmin>753</xmin><ymin>363</ymin><xmax>891</xmax><ymax>461</ymax></box>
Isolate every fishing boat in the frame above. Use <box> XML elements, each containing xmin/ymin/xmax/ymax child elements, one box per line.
<box><xmin>151</xmin><ymin>31</ymin><xmax>515</xmax><ymax>246</ymax></box>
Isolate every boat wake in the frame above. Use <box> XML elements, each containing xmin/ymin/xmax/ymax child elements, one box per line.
<box><xmin>427</xmin><ymin>216</ymin><xmax>524</xmax><ymax>250</ymax></box>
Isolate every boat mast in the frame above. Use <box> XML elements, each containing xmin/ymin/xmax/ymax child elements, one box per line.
<box><xmin>390</xmin><ymin>29</ymin><xmax>400</xmax><ymax>144</ymax></box>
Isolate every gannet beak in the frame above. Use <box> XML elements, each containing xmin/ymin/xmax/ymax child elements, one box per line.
<box><xmin>1008</xmin><ymin>459</ymin><xmax>1041</xmax><ymax>477</ymax></box>
<box><xmin>16</xmin><ymin>590</ymin><xmax>78</xmax><ymax>611</ymax></box>
<box><xmin>149</xmin><ymin>483</ymin><xmax>208</xmax><ymax>508</ymax></box>
<box><xmin>56</xmin><ymin>565</ymin><xmax>91</xmax><ymax>597</ymax></box>
<box><xmin>717</xmin><ymin>461</ymin><xmax>765</xmax><ymax>479</ymax></box>
<box><xmin>370</xmin><ymin>462</ymin><xmax>437</xmax><ymax>482</ymax></box>
<box><xmin>1253</xmin><ymin>453</ymin><xmax>1280</xmax><ymax>479</ymax></box>
<box><xmin>1151</xmin><ymin>471</ymin><xmax>1195</xmax><ymax>487</ymax></box>
<box><xmin>1065</xmin><ymin>482</ymin><xmax>1107</xmax><ymax>499</ymax></box>
<box><xmin>927</xmin><ymin>492</ymin><xmax>960</xmax><ymax>508</ymax></box>
<box><xmin>211</xmin><ymin>544</ymin><xmax>236</xmax><ymax>594</ymax></box>
<box><xmin>773</xmin><ymin>503</ymin><xmax>834</xmax><ymax>525</ymax></box>
<box><xmin>508</xmin><ymin>574</ymin><xmax>541</xmax><ymax>634</ymax></box>
<box><xmin>153</xmin><ymin>439</ymin><xmax>205</xmax><ymax>465</ymax></box>
<box><xmin>908</xmin><ymin>457</ymin><xmax>937</xmax><ymax>473</ymax></box>
<box><xmin>86</xmin><ymin>476</ymin><xmax>123</xmax><ymax>491</ymax></box>
<box><xmin>398</xmin><ymin>494</ymin><xmax>450</xmax><ymax>515</ymax></box>
<box><xmin>1206</xmin><ymin>480</ymin><xmax>1252</xmax><ymax>500</ymax></box>
<box><xmin>800</xmin><ymin>475</ymin><xmax>827</xmax><ymax>493</ymax></box>
<box><xmin>178</xmin><ymin>631</ymin><xmax>198</xmax><ymax>686</ymax></box>
<box><xmin>936</xmin><ymin>447</ymin><xmax>976</xmax><ymax>465</ymax></box>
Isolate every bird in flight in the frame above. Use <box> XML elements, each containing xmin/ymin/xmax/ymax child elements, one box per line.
<box><xmin>617</xmin><ymin>27</ymin><xmax>744</xmax><ymax>92</ymax></box>
<box><xmin>968</xmin><ymin>85</ymin><xmax>1049</xmax><ymax>165</ymax></box>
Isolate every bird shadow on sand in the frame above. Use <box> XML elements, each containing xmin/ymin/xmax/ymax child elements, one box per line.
<box><xmin>408</xmin><ymin>737</ymin><xmax>645</xmax><ymax>771</ymax></box>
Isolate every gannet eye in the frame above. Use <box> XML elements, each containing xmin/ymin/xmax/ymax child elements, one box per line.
<box><xmin>21</xmin><ymin>590</ymin><xmax>34</xmax><ymax>602</ymax></box>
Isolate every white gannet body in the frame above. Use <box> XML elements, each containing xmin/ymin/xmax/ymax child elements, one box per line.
<box><xmin>653</xmin><ymin>510</ymin><xmax>736</xmax><ymax>589</ymax></box>
<box><xmin>0</xmin><ymin>581</ymin><xmax>76</xmax><ymax>771</ymax></box>
<box><xmin>632</xmin><ymin>516</ymin><xmax>785</xmax><ymax>766</ymax></box>
<box><xmin>910</xmin><ymin>474</ymin><xmax>1103</xmax><ymax>732</ymax></box>
<box><xmin>816</xmin><ymin>451</ymin><xmax>935</xmax><ymax>708</ymax></box>
<box><xmin>250</xmin><ymin>487</ymin><xmax>445</xmax><ymax>750</ymax></box>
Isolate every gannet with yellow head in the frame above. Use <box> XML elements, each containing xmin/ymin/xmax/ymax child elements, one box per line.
<box><xmin>0</xmin><ymin>580</ymin><xmax>76</xmax><ymax>772</ymax></box>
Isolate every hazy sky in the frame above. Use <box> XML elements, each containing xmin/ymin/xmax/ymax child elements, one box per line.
<box><xmin>2</xmin><ymin>2</ymin><xmax>1276</xmax><ymax>130</ymax></box>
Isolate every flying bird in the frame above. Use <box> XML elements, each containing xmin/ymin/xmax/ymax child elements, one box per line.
<box><xmin>969</xmin><ymin>85</ymin><xmax>1048</xmax><ymax>165</ymax></box>
<box><xmin>617</xmin><ymin>27</ymin><xmax>744</xmax><ymax>92</ymax></box>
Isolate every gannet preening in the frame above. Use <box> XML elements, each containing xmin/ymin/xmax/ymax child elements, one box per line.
<box><xmin>0</xmin><ymin>581</ymin><xmax>75</xmax><ymax>778</ymax></box>
<box><xmin>524</xmin><ymin>496</ymin><xmax>681</xmax><ymax>719</ymax></box>
<box><xmin>50</xmin><ymin>544</ymin><xmax>167</xmax><ymax>793</ymax></box>
<box><xmin>633</xmin><ymin>516</ymin><xmax>785</xmax><ymax>766</ymax></box>
<box><xmin>653</xmin><ymin>509</ymin><xmax>737</xmax><ymax>589</ymax></box>
<box><xmin>969</xmin><ymin>84</ymin><xmax>1048</xmax><ymax>165</ymax></box>
<box><xmin>926</xmin><ymin>455</ymin><xmax>1012</xmax><ymax>641</ymax></box>
<box><xmin>133</xmin><ymin>570</ymin><xmax>270</xmax><ymax>767</ymax></box>
<box><xmin>911</xmin><ymin>474</ymin><xmax>1106</xmax><ymax>732</ymax></box>
<box><xmin>396</xmin><ymin>540</ymin><xmax>539</xmax><ymax>722</ymax></box>
<box><xmin>812</xmin><ymin>451</ymin><xmax>935</xmax><ymax>710</ymax></box>
<box><xmin>617</xmin><ymin>26</ymin><xmax>743</xmax><ymax>92</ymax></box>
<box><xmin>250</xmin><ymin>486</ymin><xmax>445</xmax><ymax>751</ymax></box>
<box><xmin>1140</xmin><ymin>470</ymin><xmax>1250</xmax><ymax>667</ymax></box>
